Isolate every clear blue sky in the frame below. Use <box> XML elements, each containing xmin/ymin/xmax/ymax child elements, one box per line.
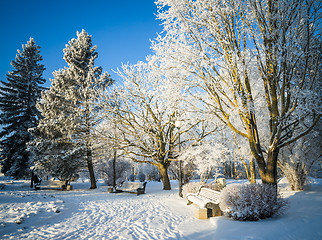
<box><xmin>0</xmin><ymin>0</ymin><xmax>162</xmax><ymax>87</ymax></box>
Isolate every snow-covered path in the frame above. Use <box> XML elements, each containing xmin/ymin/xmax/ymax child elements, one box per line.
<box><xmin>0</xmin><ymin>181</ymin><xmax>192</xmax><ymax>240</ymax></box>
<box><xmin>24</xmin><ymin>196</ymin><xmax>184</xmax><ymax>240</ymax></box>
<box><xmin>1</xmin><ymin>178</ymin><xmax>322</xmax><ymax>240</ymax></box>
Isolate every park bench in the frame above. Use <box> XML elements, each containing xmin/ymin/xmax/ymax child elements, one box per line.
<box><xmin>114</xmin><ymin>181</ymin><xmax>147</xmax><ymax>195</ymax></box>
<box><xmin>34</xmin><ymin>180</ymin><xmax>72</xmax><ymax>191</ymax></box>
<box><xmin>187</xmin><ymin>186</ymin><xmax>222</xmax><ymax>219</ymax></box>
<box><xmin>0</xmin><ymin>180</ymin><xmax>14</xmax><ymax>190</ymax></box>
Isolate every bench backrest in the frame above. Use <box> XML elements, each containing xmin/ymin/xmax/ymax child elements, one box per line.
<box><xmin>122</xmin><ymin>182</ymin><xmax>144</xmax><ymax>189</ymax></box>
<box><xmin>198</xmin><ymin>187</ymin><xmax>220</xmax><ymax>203</ymax></box>
<box><xmin>41</xmin><ymin>180</ymin><xmax>66</xmax><ymax>186</ymax></box>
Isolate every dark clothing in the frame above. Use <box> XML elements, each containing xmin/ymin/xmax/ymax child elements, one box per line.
<box><xmin>32</xmin><ymin>174</ymin><xmax>40</xmax><ymax>184</ymax></box>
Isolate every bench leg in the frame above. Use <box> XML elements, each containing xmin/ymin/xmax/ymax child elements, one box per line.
<box><xmin>205</xmin><ymin>203</ymin><xmax>222</xmax><ymax>217</ymax></box>
<box><xmin>209</xmin><ymin>205</ymin><xmax>222</xmax><ymax>217</ymax></box>
<box><xmin>195</xmin><ymin>208</ymin><xmax>208</xmax><ymax>219</ymax></box>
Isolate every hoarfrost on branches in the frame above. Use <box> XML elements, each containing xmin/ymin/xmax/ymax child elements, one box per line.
<box><xmin>219</xmin><ymin>183</ymin><xmax>287</xmax><ymax>221</ymax></box>
<box><xmin>153</xmin><ymin>0</ymin><xmax>322</xmax><ymax>185</ymax></box>
<box><xmin>35</xmin><ymin>30</ymin><xmax>113</xmax><ymax>189</ymax></box>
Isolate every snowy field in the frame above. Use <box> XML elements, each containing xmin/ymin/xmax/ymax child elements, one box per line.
<box><xmin>1</xmin><ymin>177</ymin><xmax>322</xmax><ymax>240</ymax></box>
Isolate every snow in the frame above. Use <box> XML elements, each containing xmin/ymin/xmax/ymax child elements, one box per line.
<box><xmin>1</xmin><ymin>176</ymin><xmax>322</xmax><ymax>240</ymax></box>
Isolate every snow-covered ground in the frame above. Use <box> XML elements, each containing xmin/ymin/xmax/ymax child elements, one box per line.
<box><xmin>0</xmin><ymin>176</ymin><xmax>322</xmax><ymax>240</ymax></box>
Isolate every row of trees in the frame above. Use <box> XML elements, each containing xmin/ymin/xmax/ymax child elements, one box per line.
<box><xmin>0</xmin><ymin>31</ymin><xmax>113</xmax><ymax>189</ymax></box>
<box><xmin>97</xmin><ymin>0</ymin><xmax>321</xmax><ymax>190</ymax></box>
<box><xmin>1</xmin><ymin>0</ymin><xmax>321</xmax><ymax>192</ymax></box>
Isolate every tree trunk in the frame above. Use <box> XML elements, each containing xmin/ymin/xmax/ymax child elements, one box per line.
<box><xmin>113</xmin><ymin>148</ymin><xmax>116</xmax><ymax>189</ymax></box>
<box><xmin>240</xmin><ymin>155</ymin><xmax>256</xmax><ymax>184</ymax></box>
<box><xmin>249</xmin><ymin>158</ymin><xmax>256</xmax><ymax>184</ymax></box>
<box><xmin>157</xmin><ymin>164</ymin><xmax>171</xmax><ymax>190</ymax></box>
<box><xmin>231</xmin><ymin>161</ymin><xmax>234</xmax><ymax>178</ymax></box>
<box><xmin>30</xmin><ymin>171</ymin><xmax>34</xmax><ymax>188</ymax></box>
<box><xmin>234</xmin><ymin>152</ymin><xmax>238</xmax><ymax>179</ymax></box>
<box><xmin>257</xmin><ymin>147</ymin><xmax>279</xmax><ymax>186</ymax></box>
<box><xmin>87</xmin><ymin>148</ymin><xmax>97</xmax><ymax>189</ymax></box>
<box><xmin>245</xmin><ymin>116</ymin><xmax>278</xmax><ymax>186</ymax></box>
<box><xmin>178</xmin><ymin>160</ymin><xmax>183</xmax><ymax>197</ymax></box>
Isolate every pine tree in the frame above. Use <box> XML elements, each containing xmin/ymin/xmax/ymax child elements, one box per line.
<box><xmin>28</xmin><ymin>132</ymin><xmax>84</xmax><ymax>183</ymax></box>
<box><xmin>37</xmin><ymin>30</ymin><xmax>113</xmax><ymax>189</ymax></box>
<box><xmin>0</xmin><ymin>38</ymin><xmax>45</xmax><ymax>178</ymax></box>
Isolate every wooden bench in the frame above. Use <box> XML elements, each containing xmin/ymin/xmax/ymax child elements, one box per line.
<box><xmin>187</xmin><ymin>186</ymin><xmax>222</xmax><ymax>219</ymax></box>
<box><xmin>34</xmin><ymin>180</ymin><xmax>72</xmax><ymax>191</ymax></box>
<box><xmin>114</xmin><ymin>181</ymin><xmax>147</xmax><ymax>195</ymax></box>
<box><xmin>0</xmin><ymin>180</ymin><xmax>14</xmax><ymax>190</ymax></box>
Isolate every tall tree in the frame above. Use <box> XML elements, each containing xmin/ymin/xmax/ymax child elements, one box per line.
<box><xmin>154</xmin><ymin>0</ymin><xmax>321</xmax><ymax>186</ymax></box>
<box><xmin>98</xmin><ymin>60</ymin><xmax>214</xmax><ymax>190</ymax></box>
<box><xmin>37</xmin><ymin>30</ymin><xmax>113</xmax><ymax>189</ymax></box>
<box><xmin>0</xmin><ymin>38</ymin><xmax>45</xmax><ymax>178</ymax></box>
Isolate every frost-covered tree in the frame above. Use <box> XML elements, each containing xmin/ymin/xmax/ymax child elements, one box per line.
<box><xmin>94</xmin><ymin>107</ymin><xmax>127</xmax><ymax>189</ymax></box>
<box><xmin>98</xmin><ymin>59</ymin><xmax>214</xmax><ymax>190</ymax></box>
<box><xmin>37</xmin><ymin>30</ymin><xmax>113</xmax><ymax>189</ymax></box>
<box><xmin>154</xmin><ymin>0</ymin><xmax>321</xmax><ymax>186</ymax></box>
<box><xmin>28</xmin><ymin>134</ymin><xmax>84</xmax><ymax>183</ymax></box>
<box><xmin>278</xmin><ymin>126</ymin><xmax>321</xmax><ymax>191</ymax></box>
<box><xmin>0</xmin><ymin>38</ymin><xmax>45</xmax><ymax>178</ymax></box>
<box><xmin>278</xmin><ymin>36</ymin><xmax>322</xmax><ymax>190</ymax></box>
<box><xmin>179</xmin><ymin>140</ymin><xmax>228</xmax><ymax>183</ymax></box>
<box><xmin>97</xmin><ymin>157</ymin><xmax>131</xmax><ymax>186</ymax></box>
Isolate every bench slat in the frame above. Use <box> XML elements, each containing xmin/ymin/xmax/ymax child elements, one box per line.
<box><xmin>187</xmin><ymin>186</ymin><xmax>222</xmax><ymax>218</ymax></box>
<box><xmin>115</xmin><ymin>181</ymin><xmax>147</xmax><ymax>195</ymax></box>
<box><xmin>187</xmin><ymin>187</ymin><xmax>220</xmax><ymax>207</ymax></box>
<box><xmin>35</xmin><ymin>180</ymin><xmax>68</xmax><ymax>190</ymax></box>
<box><xmin>199</xmin><ymin>188</ymin><xmax>220</xmax><ymax>203</ymax></box>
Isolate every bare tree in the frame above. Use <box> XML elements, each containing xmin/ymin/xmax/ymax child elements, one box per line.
<box><xmin>154</xmin><ymin>0</ymin><xmax>321</xmax><ymax>185</ymax></box>
<box><xmin>98</xmin><ymin>61</ymin><xmax>213</xmax><ymax>190</ymax></box>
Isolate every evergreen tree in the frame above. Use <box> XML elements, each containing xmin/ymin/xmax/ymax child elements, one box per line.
<box><xmin>0</xmin><ymin>38</ymin><xmax>45</xmax><ymax>178</ymax></box>
<box><xmin>37</xmin><ymin>30</ymin><xmax>113</xmax><ymax>189</ymax></box>
<box><xmin>28</xmin><ymin>132</ymin><xmax>84</xmax><ymax>183</ymax></box>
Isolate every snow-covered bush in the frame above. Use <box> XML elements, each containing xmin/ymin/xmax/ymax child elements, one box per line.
<box><xmin>219</xmin><ymin>184</ymin><xmax>287</xmax><ymax>221</ymax></box>
<box><xmin>169</xmin><ymin>160</ymin><xmax>196</xmax><ymax>184</ymax></box>
<box><xmin>137</xmin><ymin>173</ymin><xmax>146</xmax><ymax>182</ymax></box>
<box><xmin>128</xmin><ymin>174</ymin><xmax>135</xmax><ymax>182</ymax></box>
<box><xmin>179</xmin><ymin>142</ymin><xmax>228</xmax><ymax>183</ymax></box>
<box><xmin>182</xmin><ymin>182</ymin><xmax>223</xmax><ymax>198</ymax></box>
<box><xmin>182</xmin><ymin>182</ymin><xmax>201</xmax><ymax>198</ymax></box>
<box><xmin>205</xmin><ymin>183</ymin><xmax>223</xmax><ymax>192</ymax></box>
<box><xmin>278</xmin><ymin>127</ymin><xmax>322</xmax><ymax>191</ymax></box>
<box><xmin>144</xmin><ymin>165</ymin><xmax>161</xmax><ymax>181</ymax></box>
<box><xmin>98</xmin><ymin>159</ymin><xmax>131</xmax><ymax>186</ymax></box>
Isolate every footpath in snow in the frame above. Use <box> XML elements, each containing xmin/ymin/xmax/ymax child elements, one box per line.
<box><xmin>0</xmin><ymin>178</ymin><xmax>322</xmax><ymax>240</ymax></box>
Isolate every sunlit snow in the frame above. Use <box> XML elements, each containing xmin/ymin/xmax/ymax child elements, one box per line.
<box><xmin>1</xmin><ymin>176</ymin><xmax>322</xmax><ymax>240</ymax></box>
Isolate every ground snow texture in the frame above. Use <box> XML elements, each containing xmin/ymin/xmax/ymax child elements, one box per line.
<box><xmin>0</xmin><ymin>178</ymin><xmax>322</xmax><ymax>240</ymax></box>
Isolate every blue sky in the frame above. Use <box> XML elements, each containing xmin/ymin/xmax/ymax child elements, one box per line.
<box><xmin>0</xmin><ymin>0</ymin><xmax>162</xmax><ymax>86</ymax></box>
